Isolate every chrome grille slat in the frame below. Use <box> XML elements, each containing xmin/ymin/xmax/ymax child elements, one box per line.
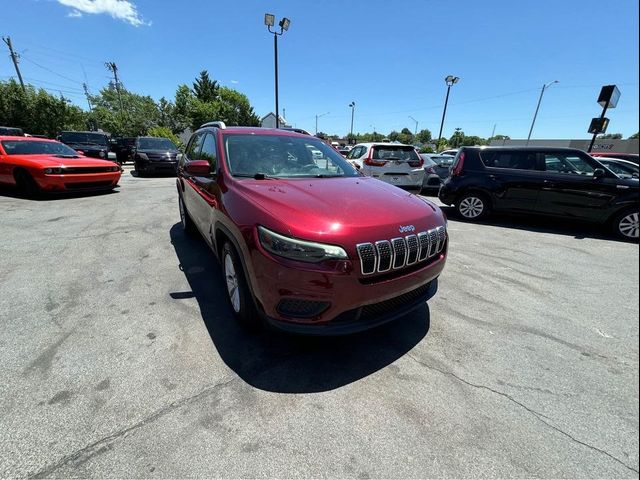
<box><xmin>375</xmin><ymin>240</ymin><xmax>392</xmax><ymax>272</ymax></box>
<box><xmin>356</xmin><ymin>243</ymin><xmax>376</xmax><ymax>275</ymax></box>
<box><xmin>391</xmin><ymin>237</ymin><xmax>407</xmax><ymax>269</ymax></box>
<box><xmin>405</xmin><ymin>235</ymin><xmax>418</xmax><ymax>265</ymax></box>
<box><xmin>356</xmin><ymin>227</ymin><xmax>446</xmax><ymax>275</ymax></box>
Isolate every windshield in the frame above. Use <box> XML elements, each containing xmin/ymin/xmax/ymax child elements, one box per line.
<box><xmin>137</xmin><ymin>137</ymin><xmax>178</xmax><ymax>150</ymax></box>
<box><xmin>224</xmin><ymin>134</ymin><xmax>359</xmax><ymax>178</ymax></box>
<box><xmin>601</xmin><ymin>160</ymin><xmax>639</xmax><ymax>178</ymax></box>
<box><xmin>373</xmin><ymin>146</ymin><xmax>420</xmax><ymax>161</ymax></box>
<box><xmin>1</xmin><ymin>140</ymin><xmax>81</xmax><ymax>156</ymax></box>
<box><xmin>60</xmin><ymin>132</ymin><xmax>108</xmax><ymax>145</ymax></box>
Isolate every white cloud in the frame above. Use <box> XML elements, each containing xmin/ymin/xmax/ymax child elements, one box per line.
<box><xmin>67</xmin><ymin>10</ymin><xmax>83</xmax><ymax>17</ymax></box>
<box><xmin>56</xmin><ymin>0</ymin><xmax>149</xmax><ymax>26</ymax></box>
<box><xmin>230</xmin><ymin>80</ymin><xmax>239</xmax><ymax>84</ymax></box>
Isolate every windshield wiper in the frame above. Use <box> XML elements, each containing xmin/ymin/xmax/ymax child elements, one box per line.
<box><xmin>234</xmin><ymin>172</ymin><xmax>277</xmax><ymax>180</ymax></box>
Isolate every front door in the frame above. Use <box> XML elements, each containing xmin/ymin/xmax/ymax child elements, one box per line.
<box><xmin>535</xmin><ymin>152</ymin><xmax>618</xmax><ymax>222</ymax></box>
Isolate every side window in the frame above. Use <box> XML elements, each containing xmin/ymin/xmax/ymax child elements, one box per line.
<box><xmin>200</xmin><ymin>133</ymin><xmax>217</xmax><ymax>169</ymax></box>
<box><xmin>544</xmin><ymin>154</ymin><xmax>596</xmax><ymax>176</ymax></box>
<box><xmin>185</xmin><ymin>133</ymin><xmax>206</xmax><ymax>161</ymax></box>
<box><xmin>346</xmin><ymin>146</ymin><xmax>360</xmax><ymax>159</ymax></box>
<box><xmin>482</xmin><ymin>151</ymin><xmax>538</xmax><ymax>170</ymax></box>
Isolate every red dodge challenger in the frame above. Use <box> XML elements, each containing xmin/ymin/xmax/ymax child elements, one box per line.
<box><xmin>0</xmin><ymin>135</ymin><xmax>122</xmax><ymax>196</ymax></box>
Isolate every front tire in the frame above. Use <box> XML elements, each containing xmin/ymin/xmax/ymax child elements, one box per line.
<box><xmin>456</xmin><ymin>192</ymin><xmax>490</xmax><ymax>221</ymax></box>
<box><xmin>613</xmin><ymin>209</ymin><xmax>639</xmax><ymax>241</ymax></box>
<box><xmin>222</xmin><ymin>242</ymin><xmax>260</xmax><ymax>330</ymax></box>
<box><xmin>14</xmin><ymin>170</ymin><xmax>40</xmax><ymax>198</ymax></box>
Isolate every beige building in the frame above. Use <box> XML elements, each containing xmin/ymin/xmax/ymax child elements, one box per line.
<box><xmin>489</xmin><ymin>138</ymin><xmax>638</xmax><ymax>154</ymax></box>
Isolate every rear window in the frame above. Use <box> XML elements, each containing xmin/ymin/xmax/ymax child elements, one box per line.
<box><xmin>0</xmin><ymin>127</ymin><xmax>24</xmax><ymax>136</ymax></box>
<box><xmin>480</xmin><ymin>151</ymin><xmax>538</xmax><ymax>170</ymax></box>
<box><xmin>372</xmin><ymin>146</ymin><xmax>419</xmax><ymax>161</ymax></box>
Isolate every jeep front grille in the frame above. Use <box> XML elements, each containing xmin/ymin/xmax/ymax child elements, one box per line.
<box><xmin>356</xmin><ymin>226</ymin><xmax>446</xmax><ymax>276</ymax></box>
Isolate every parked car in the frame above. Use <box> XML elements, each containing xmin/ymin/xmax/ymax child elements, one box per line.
<box><xmin>133</xmin><ymin>136</ymin><xmax>180</xmax><ymax>176</ymax></box>
<box><xmin>438</xmin><ymin>147</ymin><xmax>639</xmax><ymax>240</ymax></box>
<box><xmin>0</xmin><ymin>126</ymin><xmax>24</xmax><ymax>136</ymax></box>
<box><xmin>346</xmin><ymin>142</ymin><xmax>425</xmax><ymax>190</ymax></box>
<box><xmin>0</xmin><ymin>136</ymin><xmax>121</xmax><ymax>196</ymax></box>
<box><xmin>110</xmin><ymin>136</ymin><xmax>136</xmax><ymax>164</ymax></box>
<box><xmin>338</xmin><ymin>148</ymin><xmax>350</xmax><ymax>157</ymax></box>
<box><xmin>58</xmin><ymin>131</ymin><xmax>111</xmax><ymax>160</ymax></box>
<box><xmin>176</xmin><ymin>122</ymin><xmax>448</xmax><ymax>334</ymax></box>
<box><xmin>594</xmin><ymin>158</ymin><xmax>639</xmax><ymax>179</ymax></box>
<box><xmin>421</xmin><ymin>154</ymin><xmax>455</xmax><ymax>193</ymax></box>
<box><xmin>591</xmin><ymin>152</ymin><xmax>639</xmax><ymax>165</ymax></box>
<box><xmin>439</xmin><ymin>149</ymin><xmax>459</xmax><ymax>157</ymax></box>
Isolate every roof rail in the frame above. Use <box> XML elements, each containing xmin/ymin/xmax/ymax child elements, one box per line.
<box><xmin>200</xmin><ymin>121</ymin><xmax>227</xmax><ymax>129</ymax></box>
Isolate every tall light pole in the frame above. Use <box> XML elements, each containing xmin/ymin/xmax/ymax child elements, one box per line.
<box><xmin>348</xmin><ymin>101</ymin><xmax>356</xmax><ymax>142</ymax></box>
<box><xmin>409</xmin><ymin>115</ymin><xmax>419</xmax><ymax>136</ymax></box>
<box><xmin>265</xmin><ymin>13</ymin><xmax>291</xmax><ymax>129</ymax></box>
<box><xmin>526</xmin><ymin>80</ymin><xmax>558</xmax><ymax>145</ymax></box>
<box><xmin>437</xmin><ymin>75</ymin><xmax>460</xmax><ymax>151</ymax></box>
<box><xmin>315</xmin><ymin>111</ymin><xmax>329</xmax><ymax>135</ymax></box>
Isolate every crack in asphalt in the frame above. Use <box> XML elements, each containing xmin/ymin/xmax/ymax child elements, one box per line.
<box><xmin>29</xmin><ymin>376</ymin><xmax>239</xmax><ymax>478</ymax></box>
<box><xmin>406</xmin><ymin>353</ymin><xmax>639</xmax><ymax>475</ymax></box>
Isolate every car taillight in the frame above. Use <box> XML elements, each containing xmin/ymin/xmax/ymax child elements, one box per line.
<box><xmin>425</xmin><ymin>166</ymin><xmax>436</xmax><ymax>174</ymax></box>
<box><xmin>451</xmin><ymin>152</ymin><xmax>465</xmax><ymax>176</ymax></box>
<box><xmin>408</xmin><ymin>159</ymin><xmax>423</xmax><ymax>167</ymax></box>
<box><xmin>364</xmin><ymin>149</ymin><xmax>386</xmax><ymax>167</ymax></box>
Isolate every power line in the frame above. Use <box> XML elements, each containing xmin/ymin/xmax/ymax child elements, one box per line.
<box><xmin>20</xmin><ymin>55</ymin><xmax>84</xmax><ymax>85</ymax></box>
<box><xmin>22</xmin><ymin>76</ymin><xmax>84</xmax><ymax>93</ymax></box>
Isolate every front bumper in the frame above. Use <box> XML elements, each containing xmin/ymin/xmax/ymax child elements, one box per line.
<box><xmin>35</xmin><ymin>172</ymin><xmax>121</xmax><ymax>191</ymax></box>
<box><xmin>249</xmin><ymin>240</ymin><xmax>447</xmax><ymax>334</ymax></box>
<box><xmin>438</xmin><ymin>181</ymin><xmax>457</xmax><ymax>205</ymax></box>
<box><xmin>137</xmin><ymin>160</ymin><xmax>178</xmax><ymax>174</ymax></box>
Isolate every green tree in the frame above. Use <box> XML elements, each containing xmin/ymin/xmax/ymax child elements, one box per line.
<box><xmin>629</xmin><ymin>132</ymin><xmax>639</xmax><ymax>139</ymax></box>
<box><xmin>597</xmin><ymin>133</ymin><xmax>623</xmax><ymax>139</ymax></box>
<box><xmin>192</xmin><ymin>70</ymin><xmax>219</xmax><ymax>103</ymax></box>
<box><xmin>0</xmin><ymin>79</ymin><xmax>86</xmax><ymax>137</ymax></box>
<box><xmin>147</xmin><ymin>126</ymin><xmax>184</xmax><ymax>150</ymax></box>
<box><xmin>416</xmin><ymin>129</ymin><xmax>432</xmax><ymax>144</ymax></box>
<box><xmin>90</xmin><ymin>86</ymin><xmax>160</xmax><ymax>136</ymax></box>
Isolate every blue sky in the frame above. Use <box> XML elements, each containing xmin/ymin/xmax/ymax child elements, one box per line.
<box><xmin>2</xmin><ymin>0</ymin><xmax>639</xmax><ymax>139</ymax></box>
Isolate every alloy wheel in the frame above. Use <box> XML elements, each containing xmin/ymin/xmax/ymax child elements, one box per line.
<box><xmin>224</xmin><ymin>253</ymin><xmax>241</xmax><ymax>313</ymax></box>
<box><xmin>618</xmin><ymin>212</ymin><xmax>639</xmax><ymax>239</ymax></box>
<box><xmin>459</xmin><ymin>196</ymin><xmax>484</xmax><ymax>219</ymax></box>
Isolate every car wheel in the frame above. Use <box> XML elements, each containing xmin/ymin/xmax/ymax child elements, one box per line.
<box><xmin>613</xmin><ymin>209</ymin><xmax>639</xmax><ymax>241</ymax></box>
<box><xmin>14</xmin><ymin>170</ymin><xmax>40</xmax><ymax>198</ymax></box>
<box><xmin>135</xmin><ymin>162</ymin><xmax>144</xmax><ymax>177</ymax></box>
<box><xmin>456</xmin><ymin>192</ymin><xmax>490</xmax><ymax>221</ymax></box>
<box><xmin>222</xmin><ymin>242</ymin><xmax>260</xmax><ymax>330</ymax></box>
<box><xmin>178</xmin><ymin>194</ymin><xmax>197</xmax><ymax>235</ymax></box>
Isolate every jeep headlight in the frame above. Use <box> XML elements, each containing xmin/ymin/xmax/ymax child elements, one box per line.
<box><xmin>258</xmin><ymin>226</ymin><xmax>348</xmax><ymax>263</ymax></box>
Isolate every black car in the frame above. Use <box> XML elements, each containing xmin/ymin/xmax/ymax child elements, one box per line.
<box><xmin>58</xmin><ymin>131</ymin><xmax>110</xmax><ymax>160</ymax></box>
<box><xmin>438</xmin><ymin>147</ymin><xmax>639</xmax><ymax>240</ymax></box>
<box><xmin>133</xmin><ymin>136</ymin><xmax>180</xmax><ymax>176</ymax></box>
<box><xmin>110</xmin><ymin>136</ymin><xmax>136</xmax><ymax>164</ymax></box>
<box><xmin>0</xmin><ymin>126</ymin><xmax>24</xmax><ymax>136</ymax></box>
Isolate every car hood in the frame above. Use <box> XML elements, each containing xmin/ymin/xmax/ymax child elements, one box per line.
<box><xmin>137</xmin><ymin>149</ymin><xmax>179</xmax><ymax>154</ymax></box>
<box><xmin>233</xmin><ymin>176</ymin><xmax>446</xmax><ymax>245</ymax></box>
<box><xmin>10</xmin><ymin>154</ymin><xmax>119</xmax><ymax>168</ymax></box>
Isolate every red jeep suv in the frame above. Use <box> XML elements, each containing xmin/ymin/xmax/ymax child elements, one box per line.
<box><xmin>176</xmin><ymin>122</ymin><xmax>448</xmax><ymax>334</ymax></box>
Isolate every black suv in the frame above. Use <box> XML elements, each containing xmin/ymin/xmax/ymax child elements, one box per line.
<box><xmin>133</xmin><ymin>136</ymin><xmax>180</xmax><ymax>176</ymax></box>
<box><xmin>58</xmin><ymin>131</ymin><xmax>110</xmax><ymax>160</ymax></box>
<box><xmin>438</xmin><ymin>147</ymin><xmax>639</xmax><ymax>240</ymax></box>
<box><xmin>110</xmin><ymin>136</ymin><xmax>136</xmax><ymax>164</ymax></box>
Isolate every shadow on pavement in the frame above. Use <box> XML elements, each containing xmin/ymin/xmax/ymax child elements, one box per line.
<box><xmin>169</xmin><ymin>223</ymin><xmax>430</xmax><ymax>393</ymax></box>
<box><xmin>439</xmin><ymin>206</ymin><xmax>627</xmax><ymax>242</ymax></box>
<box><xmin>0</xmin><ymin>185</ymin><xmax>119</xmax><ymax>201</ymax></box>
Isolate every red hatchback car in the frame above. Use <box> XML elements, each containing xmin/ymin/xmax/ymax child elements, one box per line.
<box><xmin>0</xmin><ymin>136</ymin><xmax>121</xmax><ymax>196</ymax></box>
<box><xmin>177</xmin><ymin>122</ymin><xmax>448</xmax><ymax>334</ymax></box>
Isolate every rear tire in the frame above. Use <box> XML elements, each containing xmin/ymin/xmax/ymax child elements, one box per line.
<box><xmin>456</xmin><ymin>192</ymin><xmax>490</xmax><ymax>221</ymax></box>
<box><xmin>612</xmin><ymin>208</ymin><xmax>639</xmax><ymax>241</ymax></box>
<box><xmin>178</xmin><ymin>194</ymin><xmax>197</xmax><ymax>235</ymax></box>
<box><xmin>221</xmin><ymin>242</ymin><xmax>260</xmax><ymax>330</ymax></box>
<box><xmin>14</xmin><ymin>170</ymin><xmax>40</xmax><ymax>198</ymax></box>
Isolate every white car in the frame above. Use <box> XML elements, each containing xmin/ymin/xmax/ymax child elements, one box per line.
<box><xmin>346</xmin><ymin>142</ymin><xmax>425</xmax><ymax>189</ymax></box>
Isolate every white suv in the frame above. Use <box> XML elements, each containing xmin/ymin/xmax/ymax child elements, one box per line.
<box><xmin>347</xmin><ymin>142</ymin><xmax>424</xmax><ymax>189</ymax></box>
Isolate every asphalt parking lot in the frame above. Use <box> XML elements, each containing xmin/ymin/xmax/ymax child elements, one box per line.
<box><xmin>1</xmin><ymin>168</ymin><xmax>638</xmax><ymax>479</ymax></box>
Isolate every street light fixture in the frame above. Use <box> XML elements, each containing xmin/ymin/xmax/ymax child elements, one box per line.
<box><xmin>437</xmin><ymin>75</ymin><xmax>460</xmax><ymax>151</ymax></box>
<box><xmin>526</xmin><ymin>80</ymin><xmax>558</xmax><ymax>145</ymax></box>
<box><xmin>348</xmin><ymin>101</ymin><xmax>356</xmax><ymax>143</ymax></box>
<box><xmin>409</xmin><ymin>115</ymin><xmax>419</xmax><ymax>136</ymax></box>
<box><xmin>315</xmin><ymin>111</ymin><xmax>329</xmax><ymax>135</ymax></box>
<box><xmin>265</xmin><ymin>13</ymin><xmax>291</xmax><ymax>129</ymax></box>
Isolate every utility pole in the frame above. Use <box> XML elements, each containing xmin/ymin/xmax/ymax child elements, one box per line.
<box><xmin>83</xmin><ymin>83</ymin><xmax>93</xmax><ymax>111</ymax></box>
<box><xmin>409</xmin><ymin>115</ymin><xmax>419</xmax><ymax>136</ymax></box>
<box><xmin>105</xmin><ymin>61</ymin><xmax>125</xmax><ymax>124</ymax></box>
<box><xmin>527</xmin><ymin>80</ymin><xmax>558</xmax><ymax>146</ymax></box>
<box><xmin>2</xmin><ymin>36</ymin><xmax>25</xmax><ymax>91</ymax></box>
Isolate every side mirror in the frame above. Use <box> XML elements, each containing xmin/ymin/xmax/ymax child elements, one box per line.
<box><xmin>593</xmin><ymin>168</ymin><xmax>606</xmax><ymax>179</ymax></box>
<box><xmin>185</xmin><ymin>160</ymin><xmax>212</xmax><ymax>176</ymax></box>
